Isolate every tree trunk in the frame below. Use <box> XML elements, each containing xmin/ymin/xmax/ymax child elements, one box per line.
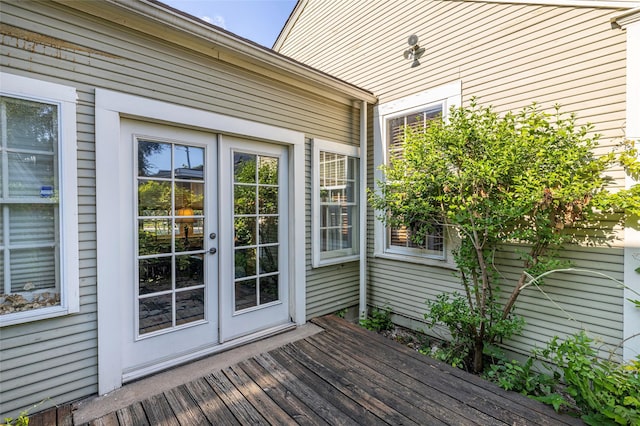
<box><xmin>473</xmin><ymin>336</ymin><xmax>484</xmax><ymax>373</ymax></box>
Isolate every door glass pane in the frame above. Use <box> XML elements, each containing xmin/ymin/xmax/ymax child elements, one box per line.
<box><xmin>235</xmin><ymin>279</ymin><xmax>257</xmax><ymax>310</ymax></box>
<box><xmin>235</xmin><ymin>217</ymin><xmax>256</xmax><ymax>246</ymax></box>
<box><xmin>139</xmin><ymin>294</ymin><xmax>173</xmax><ymax>334</ymax></box>
<box><xmin>176</xmin><ymin>254</ymin><xmax>203</xmax><ymax>288</ymax></box>
<box><xmin>176</xmin><ymin>288</ymin><xmax>204</xmax><ymax>325</ymax></box>
<box><xmin>234</xmin><ymin>153</ymin><xmax>256</xmax><ymax>183</ymax></box>
<box><xmin>233</xmin><ymin>152</ymin><xmax>281</xmax><ymax>312</ymax></box>
<box><xmin>139</xmin><ymin>257</ymin><xmax>172</xmax><ymax>295</ymax></box>
<box><xmin>138</xmin><ymin>141</ymin><xmax>171</xmax><ymax>177</ymax></box>
<box><xmin>175</xmin><ymin>145</ymin><xmax>204</xmax><ymax>179</ymax></box>
<box><xmin>259</xmin><ymin>275</ymin><xmax>278</xmax><ymax>304</ymax></box>
<box><xmin>138</xmin><ymin>219</ymin><xmax>172</xmax><ymax>255</ymax></box>
<box><xmin>136</xmin><ymin>141</ymin><xmax>207</xmax><ymax>336</ymax></box>
<box><xmin>138</xmin><ymin>180</ymin><xmax>171</xmax><ymax>216</ymax></box>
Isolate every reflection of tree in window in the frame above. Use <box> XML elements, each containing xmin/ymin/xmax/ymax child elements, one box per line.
<box><xmin>1</xmin><ymin>96</ymin><xmax>61</xmax><ymax>315</ymax></box>
<box><xmin>233</xmin><ymin>152</ymin><xmax>280</xmax><ymax>311</ymax></box>
<box><xmin>387</xmin><ymin>106</ymin><xmax>444</xmax><ymax>255</ymax></box>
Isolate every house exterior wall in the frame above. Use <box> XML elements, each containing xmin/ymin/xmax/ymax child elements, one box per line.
<box><xmin>0</xmin><ymin>0</ymin><xmax>364</xmax><ymax>416</ymax></box>
<box><xmin>277</xmin><ymin>0</ymin><xmax>633</xmax><ymax>359</ymax></box>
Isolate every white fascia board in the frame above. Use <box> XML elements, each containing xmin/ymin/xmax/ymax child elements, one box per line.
<box><xmin>480</xmin><ymin>0</ymin><xmax>640</xmax><ymax>8</ymax></box>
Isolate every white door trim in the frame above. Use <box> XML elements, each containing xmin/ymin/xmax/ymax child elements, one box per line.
<box><xmin>95</xmin><ymin>89</ymin><xmax>306</xmax><ymax>395</ymax></box>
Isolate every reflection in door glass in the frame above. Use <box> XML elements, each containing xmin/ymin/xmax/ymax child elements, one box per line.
<box><xmin>136</xmin><ymin>141</ymin><xmax>207</xmax><ymax>336</ymax></box>
<box><xmin>233</xmin><ymin>151</ymin><xmax>280</xmax><ymax>312</ymax></box>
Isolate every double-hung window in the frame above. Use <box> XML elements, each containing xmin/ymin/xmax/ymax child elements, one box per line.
<box><xmin>387</xmin><ymin>105</ymin><xmax>444</xmax><ymax>257</ymax></box>
<box><xmin>0</xmin><ymin>72</ymin><xmax>79</xmax><ymax>326</ymax></box>
<box><xmin>312</xmin><ymin>139</ymin><xmax>359</xmax><ymax>267</ymax></box>
<box><xmin>374</xmin><ymin>82</ymin><xmax>461</xmax><ymax>264</ymax></box>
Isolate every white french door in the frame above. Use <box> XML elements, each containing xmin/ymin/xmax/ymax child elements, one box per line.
<box><xmin>219</xmin><ymin>136</ymin><xmax>291</xmax><ymax>342</ymax></box>
<box><xmin>120</xmin><ymin>120</ymin><xmax>219</xmax><ymax>375</ymax></box>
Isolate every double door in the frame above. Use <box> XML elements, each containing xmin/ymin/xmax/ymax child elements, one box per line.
<box><xmin>120</xmin><ymin>120</ymin><xmax>290</xmax><ymax>376</ymax></box>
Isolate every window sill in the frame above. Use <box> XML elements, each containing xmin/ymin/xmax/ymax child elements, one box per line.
<box><xmin>313</xmin><ymin>254</ymin><xmax>360</xmax><ymax>268</ymax></box>
<box><xmin>0</xmin><ymin>305</ymin><xmax>74</xmax><ymax>327</ymax></box>
<box><xmin>373</xmin><ymin>252</ymin><xmax>457</xmax><ymax>270</ymax></box>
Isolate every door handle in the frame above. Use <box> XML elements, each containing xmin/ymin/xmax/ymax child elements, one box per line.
<box><xmin>209</xmin><ymin>247</ymin><xmax>217</xmax><ymax>255</ymax></box>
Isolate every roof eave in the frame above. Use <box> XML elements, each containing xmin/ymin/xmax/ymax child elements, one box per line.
<box><xmin>51</xmin><ymin>0</ymin><xmax>377</xmax><ymax>105</ymax></box>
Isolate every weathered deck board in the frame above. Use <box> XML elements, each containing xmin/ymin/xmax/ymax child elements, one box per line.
<box><xmin>36</xmin><ymin>315</ymin><xmax>585</xmax><ymax>425</ymax></box>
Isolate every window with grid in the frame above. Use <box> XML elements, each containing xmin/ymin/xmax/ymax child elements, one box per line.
<box><xmin>386</xmin><ymin>105</ymin><xmax>444</xmax><ymax>258</ymax></box>
<box><xmin>313</xmin><ymin>140</ymin><xmax>359</xmax><ymax>267</ymax></box>
<box><xmin>0</xmin><ymin>73</ymin><xmax>79</xmax><ymax>325</ymax></box>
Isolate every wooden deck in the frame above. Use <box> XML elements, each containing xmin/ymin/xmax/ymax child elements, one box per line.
<box><xmin>32</xmin><ymin>315</ymin><xmax>583</xmax><ymax>425</ymax></box>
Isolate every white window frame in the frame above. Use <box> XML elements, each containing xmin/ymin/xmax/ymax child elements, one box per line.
<box><xmin>373</xmin><ymin>81</ymin><xmax>461</xmax><ymax>267</ymax></box>
<box><xmin>312</xmin><ymin>139</ymin><xmax>360</xmax><ymax>267</ymax></box>
<box><xmin>0</xmin><ymin>72</ymin><xmax>79</xmax><ymax>327</ymax></box>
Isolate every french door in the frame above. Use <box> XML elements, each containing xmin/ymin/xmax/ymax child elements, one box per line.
<box><xmin>219</xmin><ymin>136</ymin><xmax>290</xmax><ymax>342</ymax></box>
<box><xmin>120</xmin><ymin>120</ymin><xmax>219</xmax><ymax>374</ymax></box>
<box><xmin>119</xmin><ymin>123</ymin><xmax>291</xmax><ymax>377</ymax></box>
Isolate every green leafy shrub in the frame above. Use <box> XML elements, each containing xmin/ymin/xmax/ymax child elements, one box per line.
<box><xmin>539</xmin><ymin>332</ymin><xmax>640</xmax><ymax>425</ymax></box>
<box><xmin>425</xmin><ymin>292</ymin><xmax>524</xmax><ymax>371</ymax></box>
<box><xmin>484</xmin><ymin>331</ymin><xmax>640</xmax><ymax>425</ymax></box>
<box><xmin>360</xmin><ymin>306</ymin><xmax>393</xmax><ymax>332</ymax></box>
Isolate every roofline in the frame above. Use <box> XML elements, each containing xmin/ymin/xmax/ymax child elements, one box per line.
<box><xmin>273</xmin><ymin>0</ymin><xmax>307</xmax><ymax>51</ymax></box>
<box><xmin>52</xmin><ymin>0</ymin><xmax>376</xmax><ymax>104</ymax></box>
<box><xmin>611</xmin><ymin>6</ymin><xmax>640</xmax><ymax>27</ymax></box>
<box><xmin>273</xmin><ymin>0</ymin><xmax>640</xmax><ymax>51</ymax></box>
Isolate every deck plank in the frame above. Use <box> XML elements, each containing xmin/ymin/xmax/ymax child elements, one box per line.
<box><xmin>164</xmin><ymin>385</ymin><xmax>209</xmax><ymax>425</ymax></box>
<box><xmin>254</xmin><ymin>352</ymin><xmax>363</xmax><ymax>425</ymax></box>
<box><xmin>204</xmin><ymin>370</ymin><xmax>267</xmax><ymax>424</ymax></box>
<box><xmin>88</xmin><ymin>412</ymin><xmax>119</xmax><ymax>426</ymax></box>
<box><xmin>29</xmin><ymin>406</ymin><xmax>57</xmax><ymax>426</ymax></box>
<box><xmin>237</xmin><ymin>358</ymin><xmax>330</xmax><ymax>426</ymax></box>
<box><xmin>223</xmin><ymin>364</ymin><xmax>297</xmax><ymax>425</ymax></box>
<box><xmin>183</xmin><ymin>377</ymin><xmax>240</xmax><ymax>425</ymax></box>
<box><xmin>141</xmin><ymin>393</ymin><xmax>180</xmax><ymax>426</ymax></box>
<box><xmin>115</xmin><ymin>401</ymin><xmax>149</xmax><ymax>426</ymax></box>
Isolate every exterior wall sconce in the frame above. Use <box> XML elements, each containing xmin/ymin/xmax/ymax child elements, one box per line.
<box><xmin>403</xmin><ymin>34</ymin><xmax>425</xmax><ymax>68</ymax></box>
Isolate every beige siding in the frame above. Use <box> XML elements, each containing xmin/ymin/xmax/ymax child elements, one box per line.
<box><xmin>0</xmin><ymin>1</ymin><xmax>360</xmax><ymax>417</ymax></box>
<box><xmin>279</xmin><ymin>0</ymin><xmax>628</xmax><ymax>360</ymax></box>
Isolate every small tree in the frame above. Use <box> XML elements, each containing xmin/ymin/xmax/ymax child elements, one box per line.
<box><xmin>370</xmin><ymin>100</ymin><xmax>639</xmax><ymax>373</ymax></box>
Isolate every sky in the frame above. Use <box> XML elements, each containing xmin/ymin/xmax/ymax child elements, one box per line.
<box><xmin>160</xmin><ymin>0</ymin><xmax>298</xmax><ymax>48</ymax></box>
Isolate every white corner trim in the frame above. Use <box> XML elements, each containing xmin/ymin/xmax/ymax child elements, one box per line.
<box><xmin>621</xmin><ymin>16</ymin><xmax>640</xmax><ymax>362</ymax></box>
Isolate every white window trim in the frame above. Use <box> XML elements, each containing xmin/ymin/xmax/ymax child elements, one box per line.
<box><xmin>0</xmin><ymin>72</ymin><xmax>79</xmax><ymax>327</ymax></box>
<box><xmin>373</xmin><ymin>81</ymin><xmax>461</xmax><ymax>268</ymax></box>
<box><xmin>312</xmin><ymin>139</ymin><xmax>360</xmax><ymax>267</ymax></box>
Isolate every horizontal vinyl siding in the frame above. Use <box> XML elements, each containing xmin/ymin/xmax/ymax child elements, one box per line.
<box><xmin>279</xmin><ymin>0</ymin><xmax>628</xmax><ymax>360</ymax></box>
<box><xmin>0</xmin><ymin>1</ymin><xmax>359</xmax><ymax>417</ymax></box>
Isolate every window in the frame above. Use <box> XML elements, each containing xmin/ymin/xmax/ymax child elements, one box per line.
<box><xmin>387</xmin><ymin>105</ymin><xmax>444</xmax><ymax>258</ymax></box>
<box><xmin>373</xmin><ymin>81</ymin><xmax>461</xmax><ymax>264</ymax></box>
<box><xmin>312</xmin><ymin>139</ymin><xmax>359</xmax><ymax>267</ymax></box>
<box><xmin>0</xmin><ymin>72</ymin><xmax>79</xmax><ymax>326</ymax></box>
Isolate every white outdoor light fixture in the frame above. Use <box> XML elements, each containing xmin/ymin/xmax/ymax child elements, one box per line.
<box><xmin>403</xmin><ymin>34</ymin><xmax>425</xmax><ymax>68</ymax></box>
